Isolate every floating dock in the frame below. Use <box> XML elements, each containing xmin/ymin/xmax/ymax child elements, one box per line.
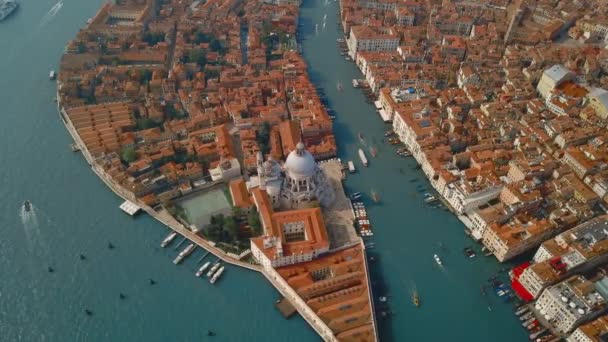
<box><xmin>119</xmin><ymin>200</ymin><xmax>141</xmax><ymax>216</ymax></box>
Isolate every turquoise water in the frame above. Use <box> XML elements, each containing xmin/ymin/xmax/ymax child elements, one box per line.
<box><xmin>0</xmin><ymin>0</ymin><xmax>526</xmax><ymax>341</ymax></box>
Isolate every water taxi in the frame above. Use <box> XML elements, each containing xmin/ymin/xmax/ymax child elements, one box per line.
<box><xmin>196</xmin><ymin>261</ymin><xmax>211</xmax><ymax>277</ymax></box>
<box><xmin>207</xmin><ymin>262</ymin><xmax>221</xmax><ymax>277</ymax></box>
<box><xmin>210</xmin><ymin>266</ymin><xmax>225</xmax><ymax>284</ymax></box>
<box><xmin>173</xmin><ymin>243</ymin><xmax>195</xmax><ymax>264</ymax></box>
<box><xmin>358</xmin><ymin>148</ymin><xmax>368</xmax><ymax>167</ymax></box>
<box><xmin>160</xmin><ymin>231</ymin><xmax>178</xmax><ymax>248</ymax></box>
<box><xmin>433</xmin><ymin>254</ymin><xmax>443</xmax><ymax>266</ymax></box>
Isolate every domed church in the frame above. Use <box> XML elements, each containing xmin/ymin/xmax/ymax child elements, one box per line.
<box><xmin>252</xmin><ymin>142</ymin><xmax>334</xmax><ymax>210</ymax></box>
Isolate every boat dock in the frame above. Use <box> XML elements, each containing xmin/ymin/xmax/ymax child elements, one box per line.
<box><xmin>119</xmin><ymin>200</ymin><xmax>141</xmax><ymax>216</ymax></box>
<box><xmin>275</xmin><ymin>297</ymin><xmax>297</xmax><ymax>318</ymax></box>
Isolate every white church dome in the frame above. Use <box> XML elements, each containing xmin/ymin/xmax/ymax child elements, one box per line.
<box><xmin>284</xmin><ymin>142</ymin><xmax>316</xmax><ymax>177</ymax></box>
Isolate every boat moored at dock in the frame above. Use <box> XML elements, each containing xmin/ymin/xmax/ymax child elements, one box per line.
<box><xmin>173</xmin><ymin>243</ymin><xmax>195</xmax><ymax>264</ymax></box>
<box><xmin>207</xmin><ymin>262</ymin><xmax>221</xmax><ymax>277</ymax></box>
<box><xmin>196</xmin><ymin>261</ymin><xmax>211</xmax><ymax>277</ymax></box>
<box><xmin>210</xmin><ymin>266</ymin><xmax>225</xmax><ymax>284</ymax></box>
<box><xmin>347</xmin><ymin>161</ymin><xmax>356</xmax><ymax>173</ymax></box>
<box><xmin>358</xmin><ymin>148</ymin><xmax>368</xmax><ymax>167</ymax></box>
<box><xmin>49</xmin><ymin>70</ymin><xmax>56</xmax><ymax>80</ymax></box>
<box><xmin>160</xmin><ymin>231</ymin><xmax>178</xmax><ymax>248</ymax></box>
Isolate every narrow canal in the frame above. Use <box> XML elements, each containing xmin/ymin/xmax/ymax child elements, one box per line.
<box><xmin>298</xmin><ymin>0</ymin><xmax>528</xmax><ymax>340</ymax></box>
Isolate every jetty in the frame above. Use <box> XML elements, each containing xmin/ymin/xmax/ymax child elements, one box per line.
<box><xmin>119</xmin><ymin>200</ymin><xmax>141</xmax><ymax>216</ymax></box>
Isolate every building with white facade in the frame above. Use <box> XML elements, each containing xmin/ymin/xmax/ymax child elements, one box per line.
<box><xmin>346</xmin><ymin>26</ymin><xmax>399</xmax><ymax>58</ymax></box>
<box><xmin>534</xmin><ymin>275</ymin><xmax>607</xmax><ymax>334</ymax></box>
<box><xmin>537</xmin><ymin>65</ymin><xmax>575</xmax><ymax>100</ymax></box>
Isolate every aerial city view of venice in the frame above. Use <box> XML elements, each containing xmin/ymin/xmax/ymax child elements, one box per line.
<box><xmin>3</xmin><ymin>0</ymin><xmax>608</xmax><ymax>340</ymax></box>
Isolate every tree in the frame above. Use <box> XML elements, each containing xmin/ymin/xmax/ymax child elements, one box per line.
<box><xmin>248</xmin><ymin>207</ymin><xmax>262</xmax><ymax>236</ymax></box>
<box><xmin>205</xmin><ymin>68</ymin><xmax>220</xmax><ymax>80</ymax></box>
<box><xmin>255</xmin><ymin>122</ymin><xmax>271</xmax><ymax>155</ymax></box>
<box><xmin>140</xmin><ymin>69</ymin><xmax>153</xmax><ymax>83</ymax></box>
<box><xmin>136</xmin><ymin>118</ymin><xmax>157</xmax><ymax>130</ymax></box>
<box><xmin>143</xmin><ymin>31</ymin><xmax>165</xmax><ymax>46</ymax></box>
<box><xmin>194</xmin><ymin>31</ymin><xmax>212</xmax><ymax>44</ymax></box>
<box><xmin>223</xmin><ymin>216</ymin><xmax>239</xmax><ymax>241</ymax></box>
<box><xmin>121</xmin><ymin>147</ymin><xmax>137</xmax><ymax>163</ymax></box>
<box><xmin>189</xmin><ymin>49</ymin><xmax>207</xmax><ymax>68</ymax></box>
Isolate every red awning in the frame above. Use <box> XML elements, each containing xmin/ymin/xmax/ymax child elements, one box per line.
<box><xmin>511</xmin><ymin>277</ymin><xmax>534</xmax><ymax>302</ymax></box>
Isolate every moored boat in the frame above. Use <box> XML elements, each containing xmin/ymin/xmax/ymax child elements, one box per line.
<box><xmin>160</xmin><ymin>231</ymin><xmax>178</xmax><ymax>248</ymax></box>
<box><xmin>173</xmin><ymin>243</ymin><xmax>195</xmax><ymax>264</ymax></box>
<box><xmin>49</xmin><ymin>70</ymin><xmax>56</xmax><ymax>80</ymax></box>
<box><xmin>347</xmin><ymin>161</ymin><xmax>356</xmax><ymax>173</ymax></box>
<box><xmin>358</xmin><ymin>148</ymin><xmax>368</xmax><ymax>167</ymax></box>
<box><xmin>207</xmin><ymin>262</ymin><xmax>221</xmax><ymax>277</ymax></box>
<box><xmin>196</xmin><ymin>261</ymin><xmax>211</xmax><ymax>277</ymax></box>
<box><xmin>210</xmin><ymin>266</ymin><xmax>225</xmax><ymax>284</ymax></box>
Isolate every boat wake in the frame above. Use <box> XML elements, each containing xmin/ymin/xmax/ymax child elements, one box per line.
<box><xmin>19</xmin><ymin>203</ymin><xmax>49</xmax><ymax>255</ymax></box>
<box><xmin>39</xmin><ymin>0</ymin><xmax>64</xmax><ymax>26</ymax></box>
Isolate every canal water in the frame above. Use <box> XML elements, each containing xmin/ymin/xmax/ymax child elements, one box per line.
<box><xmin>298</xmin><ymin>0</ymin><xmax>527</xmax><ymax>340</ymax></box>
<box><xmin>0</xmin><ymin>1</ymin><xmax>315</xmax><ymax>341</ymax></box>
<box><xmin>0</xmin><ymin>0</ymin><xmax>526</xmax><ymax>341</ymax></box>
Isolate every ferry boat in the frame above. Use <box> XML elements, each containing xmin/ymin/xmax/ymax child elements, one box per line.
<box><xmin>210</xmin><ymin>266</ymin><xmax>225</xmax><ymax>284</ymax></box>
<box><xmin>358</xmin><ymin>148</ymin><xmax>368</xmax><ymax>167</ymax></box>
<box><xmin>347</xmin><ymin>161</ymin><xmax>356</xmax><ymax>173</ymax></box>
<box><xmin>0</xmin><ymin>0</ymin><xmax>18</xmax><ymax>21</ymax></box>
<box><xmin>433</xmin><ymin>254</ymin><xmax>443</xmax><ymax>266</ymax></box>
<box><xmin>49</xmin><ymin>70</ymin><xmax>56</xmax><ymax>80</ymax></box>
<box><xmin>160</xmin><ymin>231</ymin><xmax>177</xmax><ymax>248</ymax></box>
<box><xmin>173</xmin><ymin>243</ymin><xmax>195</xmax><ymax>264</ymax></box>
<box><xmin>23</xmin><ymin>200</ymin><xmax>31</xmax><ymax>212</ymax></box>
<box><xmin>195</xmin><ymin>261</ymin><xmax>211</xmax><ymax>277</ymax></box>
<box><xmin>207</xmin><ymin>262</ymin><xmax>221</xmax><ymax>277</ymax></box>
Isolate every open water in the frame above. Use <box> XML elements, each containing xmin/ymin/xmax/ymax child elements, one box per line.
<box><xmin>0</xmin><ymin>0</ymin><xmax>526</xmax><ymax>341</ymax></box>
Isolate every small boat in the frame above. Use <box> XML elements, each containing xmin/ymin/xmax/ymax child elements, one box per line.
<box><xmin>196</xmin><ymin>261</ymin><xmax>211</xmax><ymax>277</ymax></box>
<box><xmin>23</xmin><ymin>200</ymin><xmax>31</xmax><ymax>212</ymax></box>
<box><xmin>434</xmin><ymin>254</ymin><xmax>443</xmax><ymax>266</ymax></box>
<box><xmin>207</xmin><ymin>262</ymin><xmax>221</xmax><ymax>277</ymax></box>
<box><xmin>412</xmin><ymin>292</ymin><xmax>420</xmax><ymax>307</ymax></box>
<box><xmin>107</xmin><ymin>242</ymin><xmax>115</xmax><ymax>249</ymax></box>
<box><xmin>378</xmin><ymin>296</ymin><xmax>387</xmax><ymax>302</ymax></box>
<box><xmin>424</xmin><ymin>195</ymin><xmax>438</xmax><ymax>204</ymax></box>
<box><xmin>352</xmin><ymin>79</ymin><xmax>359</xmax><ymax>88</ymax></box>
<box><xmin>384</xmin><ymin>130</ymin><xmax>394</xmax><ymax>137</ymax></box>
<box><xmin>119</xmin><ymin>293</ymin><xmax>126</xmax><ymax>300</ymax></box>
<box><xmin>347</xmin><ymin>161</ymin><xmax>356</xmax><ymax>173</ymax></box>
<box><xmin>358</xmin><ymin>148</ymin><xmax>368</xmax><ymax>167</ymax></box>
<box><xmin>85</xmin><ymin>309</ymin><xmax>93</xmax><ymax>316</ymax></box>
<box><xmin>210</xmin><ymin>266</ymin><xmax>225</xmax><ymax>284</ymax></box>
<box><xmin>370</xmin><ymin>146</ymin><xmax>377</xmax><ymax>157</ymax></box>
<box><xmin>49</xmin><ymin>70</ymin><xmax>56</xmax><ymax>80</ymax></box>
<box><xmin>337</xmin><ymin>82</ymin><xmax>343</xmax><ymax>91</ymax></box>
<box><xmin>358</xmin><ymin>132</ymin><xmax>364</xmax><ymax>142</ymax></box>
<box><xmin>515</xmin><ymin>306</ymin><xmax>529</xmax><ymax>316</ymax></box>
<box><xmin>173</xmin><ymin>243</ymin><xmax>195</xmax><ymax>264</ymax></box>
<box><xmin>371</xmin><ymin>189</ymin><xmax>380</xmax><ymax>203</ymax></box>
<box><xmin>207</xmin><ymin>330</ymin><xmax>216</xmax><ymax>337</ymax></box>
<box><xmin>161</xmin><ymin>231</ymin><xmax>178</xmax><ymax>248</ymax></box>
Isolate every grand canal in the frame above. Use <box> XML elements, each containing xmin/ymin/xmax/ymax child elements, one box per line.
<box><xmin>0</xmin><ymin>0</ymin><xmax>526</xmax><ymax>341</ymax></box>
